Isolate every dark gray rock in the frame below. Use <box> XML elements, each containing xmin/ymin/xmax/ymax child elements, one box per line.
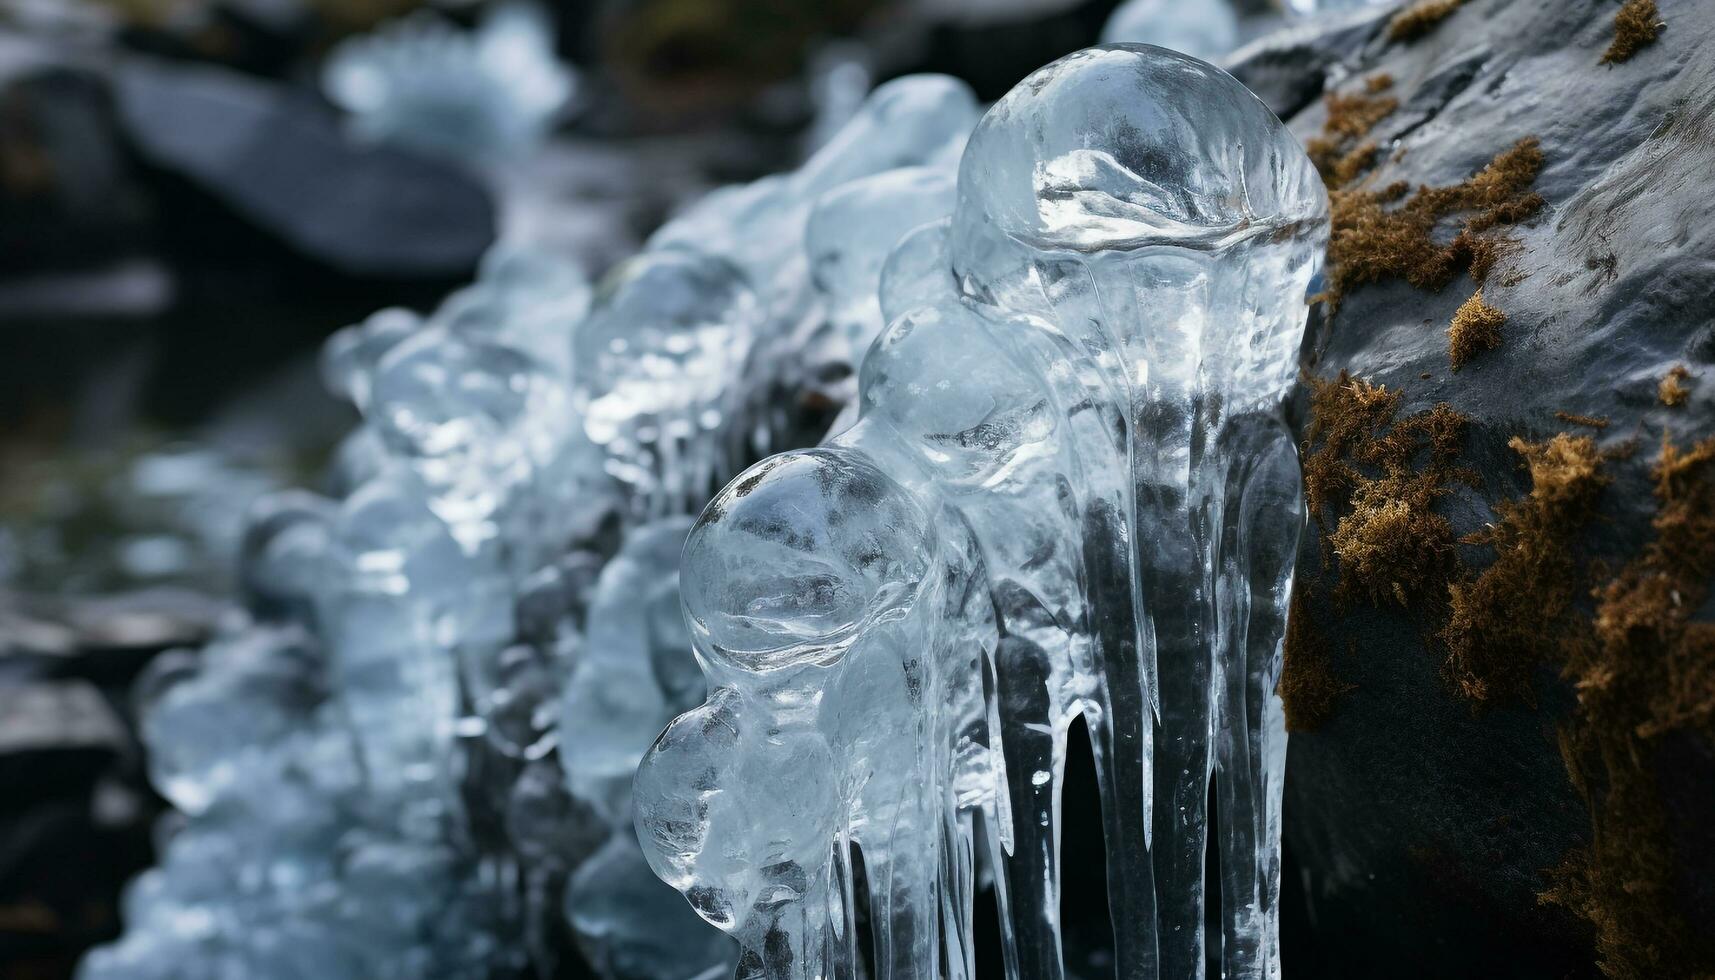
<box><xmin>113</xmin><ymin>58</ymin><xmax>495</xmax><ymax>279</ymax></box>
<box><xmin>0</xmin><ymin>57</ymin><xmax>152</xmax><ymax>275</ymax></box>
<box><xmin>1270</xmin><ymin>0</ymin><xmax>1715</xmax><ymax>976</ymax></box>
<box><xmin>0</xmin><ymin>680</ymin><xmax>125</xmax><ymax>756</ymax></box>
<box><xmin>1222</xmin><ymin>4</ymin><xmax>1395</xmax><ymax>120</ymax></box>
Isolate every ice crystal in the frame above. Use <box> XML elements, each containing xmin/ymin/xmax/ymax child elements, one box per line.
<box><xmin>634</xmin><ymin>44</ymin><xmax>1328</xmax><ymax>979</ymax></box>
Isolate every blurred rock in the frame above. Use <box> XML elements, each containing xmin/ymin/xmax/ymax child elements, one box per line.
<box><xmin>1222</xmin><ymin>2</ymin><xmax>1394</xmax><ymax>118</ymax></box>
<box><xmin>0</xmin><ymin>60</ymin><xmax>152</xmax><ymax>276</ymax></box>
<box><xmin>113</xmin><ymin>58</ymin><xmax>495</xmax><ymax>279</ymax></box>
<box><xmin>0</xmin><ymin>681</ymin><xmax>126</xmax><ymax>791</ymax></box>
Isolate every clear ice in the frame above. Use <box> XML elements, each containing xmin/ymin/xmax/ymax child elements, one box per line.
<box><xmin>321</xmin><ymin>1</ymin><xmax>574</xmax><ymax>162</ymax></box>
<box><xmin>634</xmin><ymin>44</ymin><xmax>1328</xmax><ymax>980</ymax></box>
<box><xmin>85</xmin><ymin>68</ymin><xmax>995</xmax><ymax>980</ymax></box>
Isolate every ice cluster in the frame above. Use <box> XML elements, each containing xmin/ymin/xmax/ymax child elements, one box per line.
<box><xmin>83</xmin><ymin>68</ymin><xmax>984</xmax><ymax>980</ymax></box>
<box><xmin>633</xmin><ymin>44</ymin><xmax>1328</xmax><ymax>980</ymax></box>
<box><xmin>322</xmin><ymin>1</ymin><xmax>575</xmax><ymax>163</ymax></box>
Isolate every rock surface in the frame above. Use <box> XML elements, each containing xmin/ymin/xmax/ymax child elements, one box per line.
<box><xmin>1248</xmin><ymin>0</ymin><xmax>1715</xmax><ymax>975</ymax></box>
<box><xmin>113</xmin><ymin>58</ymin><xmax>495</xmax><ymax>279</ymax></box>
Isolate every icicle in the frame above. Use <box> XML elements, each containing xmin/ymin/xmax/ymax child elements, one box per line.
<box><xmin>634</xmin><ymin>44</ymin><xmax>1326</xmax><ymax>978</ymax></box>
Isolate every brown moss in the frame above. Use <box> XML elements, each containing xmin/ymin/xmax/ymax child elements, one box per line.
<box><xmin>1320</xmin><ymin>138</ymin><xmax>1545</xmax><ymax>311</ymax></box>
<box><xmin>1448</xmin><ymin>289</ymin><xmax>1506</xmax><ymax>370</ymax></box>
<box><xmin>1303</xmin><ymin>373</ymin><xmax>1473</xmax><ymax>609</ymax></box>
<box><xmin>1544</xmin><ymin>435</ymin><xmax>1715</xmax><ymax>978</ymax></box>
<box><xmin>1441</xmin><ymin>434</ymin><xmax>1609</xmax><ymax>703</ymax></box>
<box><xmin>1304</xmin><ymin>75</ymin><xmax>1398</xmax><ymax>184</ymax></box>
<box><xmin>1556</xmin><ymin>411</ymin><xmax>1611</xmax><ymax>430</ymax></box>
<box><xmin>1658</xmin><ymin>364</ymin><xmax>1690</xmax><ymax>406</ymax></box>
<box><xmin>1303</xmin><ymin>60</ymin><xmax>1545</xmax><ymax>316</ymax></box>
<box><xmin>1387</xmin><ymin>0</ymin><xmax>1467</xmax><ymax>43</ymax></box>
<box><xmin>1303</xmin><ymin>372</ymin><xmax>1403</xmax><ymax>520</ymax></box>
<box><xmin>1279</xmin><ymin>588</ymin><xmax>1355</xmax><ymax>731</ymax></box>
<box><xmin>1601</xmin><ymin>0</ymin><xmax>1663</xmax><ymax>65</ymax></box>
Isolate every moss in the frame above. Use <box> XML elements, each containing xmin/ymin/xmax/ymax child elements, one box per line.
<box><xmin>1544</xmin><ymin>435</ymin><xmax>1715</xmax><ymax>978</ymax></box>
<box><xmin>1448</xmin><ymin>289</ymin><xmax>1506</xmax><ymax>370</ymax></box>
<box><xmin>1556</xmin><ymin>411</ymin><xmax>1611</xmax><ymax>430</ymax></box>
<box><xmin>1601</xmin><ymin>0</ymin><xmax>1664</xmax><ymax>65</ymax></box>
<box><xmin>1237</xmin><ymin>7</ymin><xmax>1545</xmax><ymax>318</ymax></box>
<box><xmin>1387</xmin><ymin>0</ymin><xmax>1468</xmax><ymax>43</ymax></box>
<box><xmin>1303</xmin><ymin>373</ymin><xmax>1474</xmax><ymax>610</ymax></box>
<box><xmin>1441</xmin><ymin>434</ymin><xmax>1609</xmax><ymax>703</ymax></box>
<box><xmin>1305</xmin><ymin>76</ymin><xmax>1398</xmax><ymax>184</ymax></box>
<box><xmin>1303</xmin><ymin>372</ymin><xmax>1403</xmax><ymax>521</ymax></box>
<box><xmin>1279</xmin><ymin>588</ymin><xmax>1355</xmax><ymax>731</ymax></box>
<box><xmin>1319</xmin><ymin>138</ymin><xmax>1545</xmax><ymax>311</ymax></box>
<box><xmin>1658</xmin><ymin>364</ymin><xmax>1690</xmax><ymax>406</ymax></box>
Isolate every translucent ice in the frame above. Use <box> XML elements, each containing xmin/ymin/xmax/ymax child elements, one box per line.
<box><xmin>807</xmin><ymin>166</ymin><xmax>957</xmax><ymax>363</ymax></box>
<box><xmin>647</xmin><ymin>74</ymin><xmax>979</xmax><ymax>463</ymax></box>
<box><xmin>573</xmin><ymin>253</ymin><xmax>759</xmax><ymax>518</ymax></box>
<box><xmin>322</xmin><ymin>1</ymin><xmax>574</xmax><ymax>162</ymax></box>
<box><xmin>90</xmin><ymin>60</ymin><xmax>1015</xmax><ymax>980</ymax></box>
<box><xmin>558</xmin><ymin>518</ymin><xmax>739</xmax><ymax>977</ymax></box>
<box><xmin>635</xmin><ymin>44</ymin><xmax>1327</xmax><ymax>979</ymax></box>
<box><xmin>135</xmin><ymin>626</ymin><xmax>324</xmax><ymax>815</ymax></box>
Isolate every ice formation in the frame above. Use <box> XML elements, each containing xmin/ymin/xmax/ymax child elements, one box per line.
<box><xmin>634</xmin><ymin>43</ymin><xmax>1328</xmax><ymax>980</ymax></box>
<box><xmin>85</xmin><ymin>71</ymin><xmax>988</xmax><ymax>980</ymax></box>
<box><xmin>322</xmin><ymin>1</ymin><xmax>574</xmax><ymax>162</ymax></box>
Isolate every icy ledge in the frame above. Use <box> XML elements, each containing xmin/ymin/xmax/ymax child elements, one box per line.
<box><xmin>634</xmin><ymin>44</ymin><xmax>1328</xmax><ymax>980</ymax></box>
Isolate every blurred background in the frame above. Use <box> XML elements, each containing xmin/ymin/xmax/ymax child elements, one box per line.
<box><xmin>0</xmin><ymin>0</ymin><xmax>1327</xmax><ymax>976</ymax></box>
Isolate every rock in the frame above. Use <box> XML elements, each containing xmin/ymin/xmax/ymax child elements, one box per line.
<box><xmin>0</xmin><ymin>681</ymin><xmax>127</xmax><ymax>793</ymax></box>
<box><xmin>1</xmin><ymin>588</ymin><xmax>227</xmax><ymax>687</ymax></box>
<box><xmin>0</xmin><ymin>58</ymin><xmax>152</xmax><ymax>276</ymax></box>
<box><xmin>1272</xmin><ymin>0</ymin><xmax>1715</xmax><ymax>976</ymax></box>
<box><xmin>1221</xmin><ymin>4</ymin><xmax>1394</xmax><ymax>119</ymax></box>
<box><xmin>112</xmin><ymin>58</ymin><xmax>494</xmax><ymax>279</ymax></box>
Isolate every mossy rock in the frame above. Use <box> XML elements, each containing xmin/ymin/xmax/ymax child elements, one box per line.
<box><xmin>1229</xmin><ymin>0</ymin><xmax>1715</xmax><ymax>975</ymax></box>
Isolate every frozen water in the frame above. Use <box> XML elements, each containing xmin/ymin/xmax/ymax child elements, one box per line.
<box><xmin>559</xmin><ymin>517</ymin><xmax>698</xmax><ymax>822</ymax></box>
<box><xmin>807</xmin><ymin>166</ymin><xmax>957</xmax><ymax>364</ymax></box>
<box><xmin>92</xmin><ymin>65</ymin><xmax>988</xmax><ymax>980</ymax></box>
<box><xmin>135</xmin><ymin>626</ymin><xmax>324</xmax><ymax>815</ymax></box>
<box><xmin>635</xmin><ymin>44</ymin><xmax>1326</xmax><ymax>979</ymax></box>
<box><xmin>322</xmin><ymin>1</ymin><xmax>574</xmax><ymax>163</ymax></box>
<box><xmin>89</xmin><ymin>43</ymin><xmax>1323</xmax><ymax>980</ymax></box>
<box><xmin>573</xmin><ymin>252</ymin><xmax>759</xmax><ymax>518</ymax></box>
<box><xmin>557</xmin><ymin>518</ymin><xmax>740</xmax><ymax>976</ymax></box>
<box><xmin>649</xmin><ymin>74</ymin><xmax>979</xmax><ymax>464</ymax></box>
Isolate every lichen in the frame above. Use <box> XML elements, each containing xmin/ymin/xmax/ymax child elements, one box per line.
<box><xmin>1440</xmin><ymin>434</ymin><xmax>1608</xmax><ymax>703</ymax></box>
<box><xmin>1279</xmin><ymin>587</ymin><xmax>1354</xmax><ymax>732</ymax></box>
<box><xmin>1658</xmin><ymin>364</ymin><xmax>1690</xmax><ymax>406</ymax></box>
<box><xmin>1448</xmin><ymin>289</ymin><xmax>1505</xmax><ymax>370</ymax></box>
<box><xmin>1601</xmin><ymin>0</ymin><xmax>1664</xmax><ymax>65</ymax></box>
<box><xmin>1544</xmin><ymin>435</ymin><xmax>1715</xmax><ymax>979</ymax></box>
<box><xmin>1387</xmin><ymin>0</ymin><xmax>1468</xmax><ymax>43</ymax></box>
